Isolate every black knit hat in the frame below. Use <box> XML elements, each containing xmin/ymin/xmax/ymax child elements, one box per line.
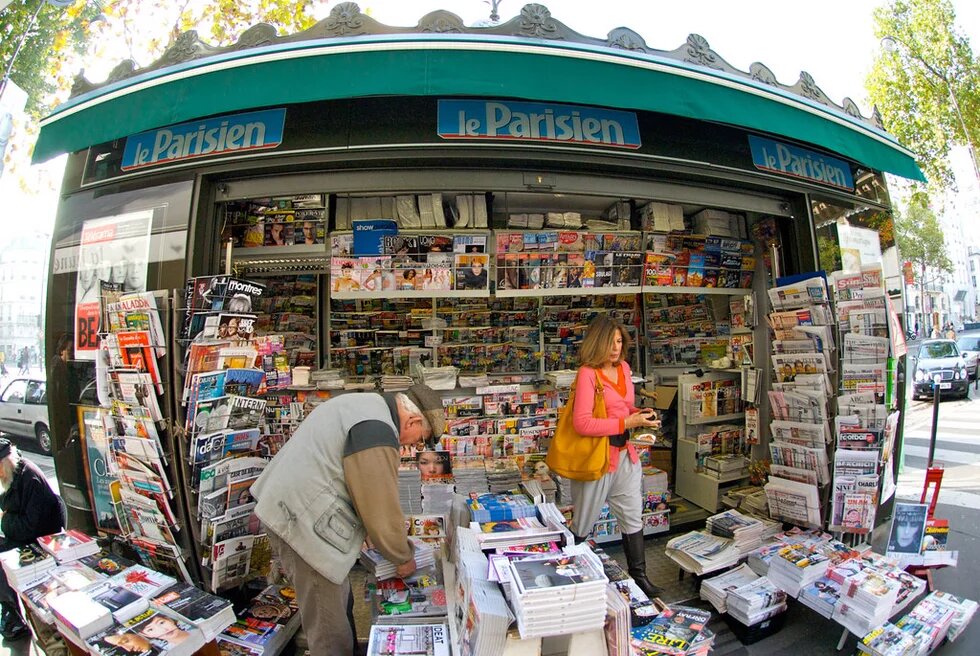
<box><xmin>0</xmin><ymin>438</ymin><xmax>11</xmax><ymax>460</ymax></box>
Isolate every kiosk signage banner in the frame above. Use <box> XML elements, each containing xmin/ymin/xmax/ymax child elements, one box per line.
<box><xmin>748</xmin><ymin>134</ymin><xmax>854</xmax><ymax>191</ymax></box>
<box><xmin>121</xmin><ymin>108</ymin><xmax>286</xmax><ymax>171</ymax></box>
<box><xmin>438</xmin><ymin>99</ymin><xmax>640</xmax><ymax>149</ymax></box>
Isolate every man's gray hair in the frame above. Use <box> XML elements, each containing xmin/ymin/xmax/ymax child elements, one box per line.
<box><xmin>396</xmin><ymin>393</ymin><xmax>432</xmax><ymax>434</ymax></box>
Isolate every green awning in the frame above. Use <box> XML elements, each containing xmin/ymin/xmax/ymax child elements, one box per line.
<box><xmin>34</xmin><ymin>36</ymin><xmax>925</xmax><ymax>181</ymax></box>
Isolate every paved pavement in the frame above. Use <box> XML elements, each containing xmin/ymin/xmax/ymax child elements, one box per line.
<box><xmin>3</xmin><ymin>367</ymin><xmax>978</xmax><ymax>654</ymax></box>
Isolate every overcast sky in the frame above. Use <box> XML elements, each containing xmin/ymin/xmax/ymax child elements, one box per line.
<box><xmin>4</xmin><ymin>0</ymin><xmax>980</xmax><ymax>238</ymax></box>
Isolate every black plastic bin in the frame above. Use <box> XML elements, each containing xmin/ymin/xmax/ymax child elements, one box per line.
<box><xmin>723</xmin><ymin>610</ymin><xmax>788</xmax><ymax>645</ymax></box>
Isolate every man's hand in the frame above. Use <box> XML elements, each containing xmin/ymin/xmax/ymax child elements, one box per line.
<box><xmin>396</xmin><ymin>557</ymin><xmax>417</xmax><ymax>579</ymax></box>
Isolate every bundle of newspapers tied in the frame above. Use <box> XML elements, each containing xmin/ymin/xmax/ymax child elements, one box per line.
<box><xmin>360</xmin><ymin>539</ymin><xmax>435</xmax><ymax>581</ymax></box>
<box><xmin>665</xmin><ymin>530</ymin><xmax>740</xmax><ymax>575</ymax></box>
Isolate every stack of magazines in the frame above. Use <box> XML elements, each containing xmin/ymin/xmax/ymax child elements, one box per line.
<box><xmin>832</xmin><ymin>567</ymin><xmax>902</xmax><ymax>637</ymax></box>
<box><xmin>700</xmin><ymin>563</ymin><xmax>759</xmax><ymax>613</ymax></box>
<box><xmin>398</xmin><ymin>459</ymin><xmax>423</xmax><ymax>514</ymax></box>
<box><xmin>798</xmin><ymin>575</ymin><xmax>843</xmax><ymax>619</ymax></box>
<box><xmin>665</xmin><ymin>531</ymin><xmax>740</xmax><ymax>575</ymax></box>
<box><xmin>630</xmin><ymin>604</ymin><xmax>716</xmax><ymax>656</ymax></box>
<box><xmin>705</xmin><ymin>510</ymin><xmax>766</xmax><ymax>556</ymax></box>
<box><xmin>452</xmin><ymin>456</ymin><xmax>489</xmax><ymax>497</ymax></box>
<box><xmin>366</xmin><ymin>623</ymin><xmax>451</xmax><ymax>656</ymax></box>
<box><xmin>856</xmin><ymin>622</ymin><xmax>919</xmax><ymax>656</ymax></box>
<box><xmin>890</xmin><ymin>597</ymin><xmax>958</xmax><ymax>656</ymax></box>
<box><xmin>506</xmin><ymin>548</ymin><xmax>608</xmax><ymax>638</ymax></box>
<box><xmin>370</xmin><ymin>567</ymin><xmax>447</xmax><ymax>625</ymax></box>
<box><xmin>0</xmin><ymin>544</ymin><xmax>56</xmax><ymax>590</ymax></box>
<box><xmin>766</xmin><ymin>544</ymin><xmax>831</xmax><ymax>597</ymax></box>
<box><xmin>360</xmin><ymin>540</ymin><xmax>435</xmax><ymax>581</ymax></box>
<box><xmin>923</xmin><ymin>590</ymin><xmax>978</xmax><ymax>641</ymax></box>
<box><xmin>467</xmin><ymin>492</ymin><xmax>536</xmax><ymax>523</ymax></box>
<box><xmin>725</xmin><ymin>576</ymin><xmax>788</xmax><ymax>626</ymax></box>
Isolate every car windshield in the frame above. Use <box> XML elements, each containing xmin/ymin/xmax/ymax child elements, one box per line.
<box><xmin>922</xmin><ymin>342</ymin><xmax>959</xmax><ymax>358</ymax></box>
<box><xmin>956</xmin><ymin>337</ymin><xmax>980</xmax><ymax>351</ymax></box>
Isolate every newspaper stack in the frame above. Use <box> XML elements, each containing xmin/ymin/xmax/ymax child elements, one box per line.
<box><xmin>398</xmin><ymin>459</ymin><xmax>423</xmax><ymax>514</ymax></box>
<box><xmin>421</xmin><ymin>481</ymin><xmax>455</xmax><ymax>515</ymax></box>
<box><xmin>605</xmin><ymin>584</ymin><xmax>632</xmax><ymax>656</ymax></box>
<box><xmin>457</xmin><ymin>578</ymin><xmax>511</xmax><ymax>653</ymax></box>
<box><xmin>700</xmin><ymin>563</ymin><xmax>759</xmax><ymax>613</ymax></box>
<box><xmin>360</xmin><ymin>540</ymin><xmax>436</xmax><ymax>581</ymax></box>
<box><xmin>665</xmin><ymin>531</ymin><xmax>740</xmax><ymax>576</ymax></box>
<box><xmin>366</xmin><ymin>624</ymin><xmax>451</xmax><ymax>656</ymax></box>
<box><xmin>832</xmin><ymin>567</ymin><xmax>902</xmax><ymax>637</ymax></box>
<box><xmin>705</xmin><ymin>510</ymin><xmax>765</xmax><ymax>556</ymax></box>
<box><xmin>452</xmin><ymin>456</ymin><xmax>489</xmax><ymax>497</ymax></box>
<box><xmin>892</xmin><ymin>598</ymin><xmax>958</xmax><ymax>656</ymax></box>
<box><xmin>726</xmin><ymin>576</ymin><xmax>788</xmax><ymax>626</ymax></box>
<box><xmin>0</xmin><ymin>544</ymin><xmax>57</xmax><ymax>591</ymax></box>
<box><xmin>920</xmin><ymin>590</ymin><xmax>977</xmax><ymax>642</ymax></box>
<box><xmin>630</xmin><ymin>604</ymin><xmax>716</xmax><ymax>656</ymax></box>
<box><xmin>380</xmin><ymin>374</ymin><xmax>414</xmax><ymax>391</ymax></box>
<box><xmin>310</xmin><ymin>368</ymin><xmax>345</xmax><ymax>390</ymax></box>
<box><xmin>798</xmin><ymin>576</ymin><xmax>843</xmax><ymax>619</ymax></box>
<box><xmin>767</xmin><ymin>544</ymin><xmax>831</xmax><ymax>597</ymax></box>
<box><xmin>506</xmin><ymin>548</ymin><xmax>608</xmax><ymax>638</ymax></box>
<box><xmin>484</xmin><ymin>458</ymin><xmax>522</xmax><ymax>493</ymax></box>
<box><xmin>544</xmin><ymin>369</ymin><xmax>578</xmax><ymax>388</ymax></box>
<box><xmin>371</xmin><ymin>566</ymin><xmax>448</xmax><ymax>625</ymax></box>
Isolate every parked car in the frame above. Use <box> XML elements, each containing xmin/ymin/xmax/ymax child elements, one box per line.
<box><xmin>955</xmin><ymin>331</ymin><xmax>980</xmax><ymax>381</ymax></box>
<box><xmin>911</xmin><ymin>340</ymin><xmax>971</xmax><ymax>400</ymax></box>
<box><xmin>0</xmin><ymin>376</ymin><xmax>52</xmax><ymax>454</ymax></box>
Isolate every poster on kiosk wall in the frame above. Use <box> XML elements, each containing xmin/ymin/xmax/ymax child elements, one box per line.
<box><xmin>75</xmin><ymin>210</ymin><xmax>153</xmax><ymax>359</ymax></box>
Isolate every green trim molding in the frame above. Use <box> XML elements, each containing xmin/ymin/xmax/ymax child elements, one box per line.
<box><xmin>34</xmin><ymin>37</ymin><xmax>925</xmax><ymax>181</ymax></box>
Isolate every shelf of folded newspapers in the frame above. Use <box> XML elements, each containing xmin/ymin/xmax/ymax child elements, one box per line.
<box><xmin>644</xmin><ymin>285</ymin><xmax>753</xmax><ymax>295</ymax></box>
<box><xmin>687</xmin><ymin>412</ymin><xmax>745</xmax><ymax>426</ymax></box>
<box><xmin>332</xmin><ymin>288</ymin><xmax>491</xmax><ymax>299</ymax></box>
<box><xmin>763</xmin><ymin>478</ymin><xmax>824</xmax><ymax>530</ymax></box>
<box><xmin>494</xmin><ymin>284</ymin><xmax>643</xmax><ymax>298</ymax></box>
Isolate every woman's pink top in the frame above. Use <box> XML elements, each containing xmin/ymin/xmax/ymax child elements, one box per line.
<box><xmin>571</xmin><ymin>361</ymin><xmax>639</xmax><ymax>472</ymax></box>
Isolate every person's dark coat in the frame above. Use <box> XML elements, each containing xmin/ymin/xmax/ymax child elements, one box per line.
<box><xmin>0</xmin><ymin>459</ymin><xmax>64</xmax><ymax>547</ymax></box>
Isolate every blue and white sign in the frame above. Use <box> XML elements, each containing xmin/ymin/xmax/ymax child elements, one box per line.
<box><xmin>748</xmin><ymin>135</ymin><xmax>854</xmax><ymax>190</ymax></box>
<box><xmin>438</xmin><ymin>100</ymin><xmax>640</xmax><ymax>149</ymax></box>
<box><xmin>121</xmin><ymin>108</ymin><xmax>286</xmax><ymax>171</ymax></box>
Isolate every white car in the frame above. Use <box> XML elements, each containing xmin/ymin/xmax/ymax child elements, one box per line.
<box><xmin>956</xmin><ymin>332</ymin><xmax>980</xmax><ymax>380</ymax></box>
<box><xmin>0</xmin><ymin>376</ymin><xmax>52</xmax><ymax>454</ymax></box>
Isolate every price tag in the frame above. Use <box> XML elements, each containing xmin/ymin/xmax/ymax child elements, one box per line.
<box><xmin>424</xmin><ymin>335</ymin><xmax>443</xmax><ymax>347</ymax></box>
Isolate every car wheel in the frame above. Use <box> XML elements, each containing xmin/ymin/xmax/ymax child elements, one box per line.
<box><xmin>35</xmin><ymin>423</ymin><xmax>53</xmax><ymax>455</ymax></box>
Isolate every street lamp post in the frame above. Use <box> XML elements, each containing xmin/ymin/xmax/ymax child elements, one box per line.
<box><xmin>882</xmin><ymin>35</ymin><xmax>980</xmax><ymax>183</ymax></box>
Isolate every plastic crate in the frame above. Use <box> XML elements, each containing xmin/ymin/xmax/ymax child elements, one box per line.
<box><xmin>723</xmin><ymin>610</ymin><xmax>787</xmax><ymax>645</ymax></box>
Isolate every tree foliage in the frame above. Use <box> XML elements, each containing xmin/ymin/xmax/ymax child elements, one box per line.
<box><xmin>1</xmin><ymin>0</ymin><xmax>101</xmax><ymax>118</ymax></box>
<box><xmin>1</xmin><ymin>0</ymin><xmax>322</xmax><ymax>178</ymax></box>
<box><xmin>867</xmin><ymin>0</ymin><xmax>980</xmax><ymax>191</ymax></box>
<box><xmin>895</xmin><ymin>195</ymin><xmax>953</xmax><ymax>278</ymax></box>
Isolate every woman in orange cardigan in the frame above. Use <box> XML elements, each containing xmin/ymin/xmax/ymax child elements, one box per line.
<box><xmin>570</xmin><ymin>315</ymin><xmax>661</xmax><ymax>596</ymax></box>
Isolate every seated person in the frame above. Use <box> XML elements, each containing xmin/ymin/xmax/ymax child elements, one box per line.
<box><xmin>0</xmin><ymin>438</ymin><xmax>65</xmax><ymax>640</ymax></box>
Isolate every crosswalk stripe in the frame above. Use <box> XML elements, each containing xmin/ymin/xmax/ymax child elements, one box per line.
<box><xmin>900</xmin><ymin>445</ymin><xmax>978</xmax><ymax>465</ymax></box>
<box><xmin>902</xmin><ymin>434</ymin><xmax>980</xmax><ymax>449</ymax></box>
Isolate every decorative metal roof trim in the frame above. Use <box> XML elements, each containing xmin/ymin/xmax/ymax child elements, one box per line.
<box><xmin>68</xmin><ymin>2</ymin><xmax>884</xmax><ymax>131</ymax></box>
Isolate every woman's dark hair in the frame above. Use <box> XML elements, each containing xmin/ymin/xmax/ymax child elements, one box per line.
<box><xmin>55</xmin><ymin>333</ymin><xmax>73</xmax><ymax>356</ymax></box>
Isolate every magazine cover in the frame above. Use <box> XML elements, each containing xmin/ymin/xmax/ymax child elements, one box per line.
<box><xmin>210</xmin><ymin>278</ymin><xmax>267</xmax><ymax>313</ymax></box>
<box><xmin>886</xmin><ymin>503</ymin><xmax>929</xmax><ymax>555</ymax></box>
<box><xmin>455</xmin><ymin>254</ymin><xmax>489</xmax><ymax>290</ymax></box>
<box><xmin>509</xmin><ymin>554</ymin><xmax>603</xmax><ymax>592</ymax></box>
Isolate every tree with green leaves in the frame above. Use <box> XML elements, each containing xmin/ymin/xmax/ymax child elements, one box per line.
<box><xmin>895</xmin><ymin>195</ymin><xmax>953</xmax><ymax>329</ymax></box>
<box><xmin>867</xmin><ymin>0</ymin><xmax>980</xmax><ymax>191</ymax></box>
<box><xmin>2</xmin><ymin>0</ymin><xmax>320</xmax><ymax>177</ymax></box>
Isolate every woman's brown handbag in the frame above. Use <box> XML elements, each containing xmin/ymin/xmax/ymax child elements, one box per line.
<box><xmin>545</xmin><ymin>372</ymin><xmax>609</xmax><ymax>481</ymax></box>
